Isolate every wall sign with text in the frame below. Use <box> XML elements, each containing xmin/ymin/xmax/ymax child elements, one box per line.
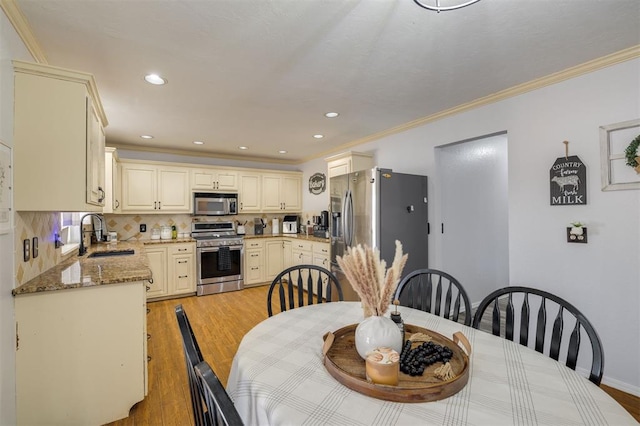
<box><xmin>549</xmin><ymin>155</ymin><xmax>587</xmax><ymax>205</ymax></box>
<box><xmin>308</xmin><ymin>172</ymin><xmax>326</xmax><ymax>195</ymax></box>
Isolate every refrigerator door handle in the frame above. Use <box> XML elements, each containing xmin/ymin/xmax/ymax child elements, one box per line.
<box><xmin>346</xmin><ymin>189</ymin><xmax>354</xmax><ymax>246</ymax></box>
<box><xmin>342</xmin><ymin>190</ymin><xmax>349</xmax><ymax>246</ymax></box>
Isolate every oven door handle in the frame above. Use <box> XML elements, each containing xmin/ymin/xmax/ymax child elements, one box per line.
<box><xmin>197</xmin><ymin>245</ymin><xmax>244</xmax><ymax>252</ymax></box>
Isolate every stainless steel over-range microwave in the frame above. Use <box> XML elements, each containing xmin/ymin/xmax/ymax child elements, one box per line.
<box><xmin>193</xmin><ymin>192</ymin><xmax>237</xmax><ymax>216</ymax></box>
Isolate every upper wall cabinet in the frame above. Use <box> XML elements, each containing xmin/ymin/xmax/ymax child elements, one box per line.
<box><xmin>191</xmin><ymin>168</ymin><xmax>238</xmax><ymax>191</ymax></box>
<box><xmin>121</xmin><ymin>162</ymin><xmax>190</xmax><ymax>213</ymax></box>
<box><xmin>261</xmin><ymin>173</ymin><xmax>302</xmax><ymax>212</ymax></box>
<box><xmin>13</xmin><ymin>61</ymin><xmax>108</xmax><ymax>211</ymax></box>
<box><xmin>238</xmin><ymin>172</ymin><xmax>261</xmax><ymax>213</ymax></box>
<box><xmin>325</xmin><ymin>151</ymin><xmax>374</xmax><ymax>178</ymax></box>
<box><xmin>103</xmin><ymin>147</ymin><xmax>121</xmax><ymax>214</ymax></box>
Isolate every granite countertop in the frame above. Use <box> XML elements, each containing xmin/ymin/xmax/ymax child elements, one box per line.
<box><xmin>243</xmin><ymin>233</ymin><xmax>330</xmax><ymax>243</ymax></box>
<box><xmin>12</xmin><ymin>241</ymin><xmax>153</xmax><ymax>296</ymax></box>
<box><xmin>142</xmin><ymin>237</ymin><xmax>196</xmax><ymax>245</ymax></box>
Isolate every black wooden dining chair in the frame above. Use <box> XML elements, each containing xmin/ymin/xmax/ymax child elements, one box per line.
<box><xmin>393</xmin><ymin>269</ymin><xmax>472</xmax><ymax>326</ymax></box>
<box><xmin>471</xmin><ymin>286</ymin><xmax>604</xmax><ymax>385</ymax></box>
<box><xmin>267</xmin><ymin>264</ymin><xmax>344</xmax><ymax>317</ymax></box>
<box><xmin>194</xmin><ymin>361</ymin><xmax>244</xmax><ymax>426</ymax></box>
<box><xmin>175</xmin><ymin>304</ymin><xmax>243</xmax><ymax>426</ymax></box>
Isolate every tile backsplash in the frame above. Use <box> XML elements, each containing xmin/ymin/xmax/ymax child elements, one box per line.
<box><xmin>14</xmin><ymin>211</ymin><xmax>63</xmax><ymax>286</ymax></box>
<box><xmin>14</xmin><ymin>210</ymin><xmax>326</xmax><ymax>286</ymax></box>
<box><xmin>104</xmin><ymin>211</ymin><xmax>324</xmax><ymax>240</ymax></box>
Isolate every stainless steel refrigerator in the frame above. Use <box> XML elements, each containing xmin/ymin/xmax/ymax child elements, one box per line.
<box><xmin>330</xmin><ymin>168</ymin><xmax>428</xmax><ymax>300</ymax></box>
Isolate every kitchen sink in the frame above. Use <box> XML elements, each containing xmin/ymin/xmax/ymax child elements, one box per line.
<box><xmin>87</xmin><ymin>249</ymin><xmax>135</xmax><ymax>258</ymax></box>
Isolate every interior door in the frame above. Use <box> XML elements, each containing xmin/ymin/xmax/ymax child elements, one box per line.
<box><xmin>435</xmin><ymin>133</ymin><xmax>509</xmax><ymax>303</ymax></box>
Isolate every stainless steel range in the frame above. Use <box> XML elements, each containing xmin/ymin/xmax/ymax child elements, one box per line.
<box><xmin>192</xmin><ymin>221</ymin><xmax>244</xmax><ymax>295</ymax></box>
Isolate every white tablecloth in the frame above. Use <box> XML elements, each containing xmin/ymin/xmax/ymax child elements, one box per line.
<box><xmin>227</xmin><ymin>302</ymin><xmax>635</xmax><ymax>425</ymax></box>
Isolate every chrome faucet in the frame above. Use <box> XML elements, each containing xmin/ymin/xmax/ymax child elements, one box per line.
<box><xmin>78</xmin><ymin>213</ymin><xmax>104</xmax><ymax>256</ymax></box>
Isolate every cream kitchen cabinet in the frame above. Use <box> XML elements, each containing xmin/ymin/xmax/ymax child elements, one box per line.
<box><xmin>104</xmin><ymin>147</ymin><xmax>121</xmax><ymax>213</ymax></box>
<box><xmin>262</xmin><ymin>173</ymin><xmax>302</xmax><ymax>212</ymax></box>
<box><xmin>145</xmin><ymin>242</ymin><xmax>196</xmax><ymax>299</ymax></box>
<box><xmin>265</xmin><ymin>239</ymin><xmax>286</xmax><ymax>282</ymax></box>
<box><xmin>191</xmin><ymin>168</ymin><xmax>238</xmax><ymax>191</ymax></box>
<box><xmin>291</xmin><ymin>239</ymin><xmax>313</xmax><ymax>265</ymax></box>
<box><xmin>239</xmin><ymin>172</ymin><xmax>262</xmax><ymax>213</ymax></box>
<box><xmin>145</xmin><ymin>246</ymin><xmax>169</xmax><ymax>299</ymax></box>
<box><xmin>312</xmin><ymin>242</ymin><xmax>330</xmax><ymax>270</ymax></box>
<box><xmin>325</xmin><ymin>151</ymin><xmax>374</xmax><ymax>178</ymax></box>
<box><xmin>169</xmin><ymin>243</ymin><xmax>196</xmax><ymax>295</ymax></box>
<box><xmin>13</xmin><ymin>60</ymin><xmax>108</xmax><ymax>211</ymax></box>
<box><xmin>15</xmin><ymin>282</ymin><xmax>146</xmax><ymax>425</ymax></box>
<box><xmin>121</xmin><ymin>162</ymin><xmax>190</xmax><ymax>213</ymax></box>
<box><xmin>244</xmin><ymin>239</ymin><xmax>265</xmax><ymax>285</ymax></box>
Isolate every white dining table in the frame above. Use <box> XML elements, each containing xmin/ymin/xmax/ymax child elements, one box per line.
<box><xmin>226</xmin><ymin>302</ymin><xmax>635</xmax><ymax>425</ymax></box>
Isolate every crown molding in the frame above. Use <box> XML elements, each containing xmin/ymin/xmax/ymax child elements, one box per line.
<box><xmin>108</xmin><ymin>143</ymin><xmax>299</xmax><ymax>166</ymax></box>
<box><xmin>13</xmin><ymin>60</ymin><xmax>108</xmax><ymax>126</ymax></box>
<box><xmin>0</xmin><ymin>0</ymin><xmax>47</xmax><ymax>63</ymax></box>
<box><xmin>302</xmin><ymin>45</ymin><xmax>640</xmax><ymax>164</ymax></box>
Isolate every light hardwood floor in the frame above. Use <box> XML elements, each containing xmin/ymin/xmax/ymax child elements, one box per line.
<box><xmin>108</xmin><ymin>284</ymin><xmax>639</xmax><ymax>425</ymax></box>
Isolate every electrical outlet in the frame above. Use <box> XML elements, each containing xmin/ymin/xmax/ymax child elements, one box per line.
<box><xmin>140</xmin><ymin>224</ymin><xmax>147</xmax><ymax>233</ymax></box>
<box><xmin>23</xmin><ymin>239</ymin><xmax>30</xmax><ymax>262</ymax></box>
<box><xmin>32</xmin><ymin>237</ymin><xmax>39</xmax><ymax>258</ymax></box>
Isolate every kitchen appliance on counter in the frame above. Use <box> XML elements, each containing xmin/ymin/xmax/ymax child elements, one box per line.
<box><xmin>254</xmin><ymin>218</ymin><xmax>265</xmax><ymax>235</ymax></box>
<box><xmin>192</xmin><ymin>221</ymin><xmax>244</xmax><ymax>295</ymax></box>
<box><xmin>314</xmin><ymin>210</ymin><xmax>330</xmax><ymax>238</ymax></box>
<box><xmin>330</xmin><ymin>168</ymin><xmax>428</xmax><ymax>287</ymax></box>
<box><xmin>282</xmin><ymin>215</ymin><xmax>298</xmax><ymax>234</ymax></box>
<box><xmin>193</xmin><ymin>192</ymin><xmax>238</xmax><ymax>216</ymax></box>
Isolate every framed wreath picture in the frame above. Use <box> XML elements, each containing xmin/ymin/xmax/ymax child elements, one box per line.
<box><xmin>599</xmin><ymin>118</ymin><xmax>640</xmax><ymax>191</ymax></box>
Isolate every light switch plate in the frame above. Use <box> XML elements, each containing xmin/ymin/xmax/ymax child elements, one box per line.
<box><xmin>32</xmin><ymin>237</ymin><xmax>39</xmax><ymax>258</ymax></box>
<box><xmin>23</xmin><ymin>239</ymin><xmax>30</xmax><ymax>262</ymax></box>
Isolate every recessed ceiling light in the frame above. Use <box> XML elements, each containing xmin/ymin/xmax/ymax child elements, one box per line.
<box><xmin>278</xmin><ymin>150</ymin><xmax>287</xmax><ymax>154</ymax></box>
<box><xmin>238</xmin><ymin>146</ymin><xmax>248</xmax><ymax>150</ymax></box>
<box><xmin>313</xmin><ymin>134</ymin><xmax>324</xmax><ymax>139</ymax></box>
<box><xmin>140</xmin><ymin>135</ymin><xmax>154</xmax><ymax>139</ymax></box>
<box><xmin>144</xmin><ymin>74</ymin><xmax>167</xmax><ymax>85</ymax></box>
<box><xmin>325</xmin><ymin>112</ymin><xmax>339</xmax><ymax>118</ymax></box>
<box><xmin>193</xmin><ymin>141</ymin><xmax>204</xmax><ymax>145</ymax></box>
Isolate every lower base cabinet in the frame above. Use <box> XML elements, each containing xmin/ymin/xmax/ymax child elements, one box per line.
<box><xmin>15</xmin><ymin>282</ymin><xmax>147</xmax><ymax>425</ymax></box>
<box><xmin>145</xmin><ymin>242</ymin><xmax>196</xmax><ymax>300</ymax></box>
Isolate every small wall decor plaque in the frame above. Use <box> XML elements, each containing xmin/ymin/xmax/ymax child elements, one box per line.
<box><xmin>309</xmin><ymin>172</ymin><xmax>326</xmax><ymax>195</ymax></box>
<box><xmin>550</xmin><ymin>141</ymin><xmax>587</xmax><ymax>206</ymax></box>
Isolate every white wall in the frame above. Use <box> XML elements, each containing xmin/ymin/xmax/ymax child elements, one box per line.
<box><xmin>300</xmin><ymin>59</ymin><xmax>640</xmax><ymax>394</ymax></box>
<box><xmin>0</xmin><ymin>9</ymin><xmax>34</xmax><ymax>424</ymax></box>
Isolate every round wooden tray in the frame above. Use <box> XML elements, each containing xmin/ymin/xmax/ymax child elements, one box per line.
<box><xmin>322</xmin><ymin>323</ymin><xmax>471</xmax><ymax>403</ymax></box>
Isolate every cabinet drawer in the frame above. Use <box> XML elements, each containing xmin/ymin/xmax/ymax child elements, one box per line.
<box><xmin>245</xmin><ymin>239</ymin><xmax>264</xmax><ymax>249</ymax></box>
<box><xmin>169</xmin><ymin>243</ymin><xmax>194</xmax><ymax>255</ymax></box>
<box><xmin>313</xmin><ymin>243</ymin><xmax>330</xmax><ymax>255</ymax></box>
<box><xmin>292</xmin><ymin>240</ymin><xmax>313</xmax><ymax>252</ymax></box>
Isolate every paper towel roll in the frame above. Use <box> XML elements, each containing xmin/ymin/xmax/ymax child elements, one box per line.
<box><xmin>272</xmin><ymin>218</ymin><xmax>279</xmax><ymax>234</ymax></box>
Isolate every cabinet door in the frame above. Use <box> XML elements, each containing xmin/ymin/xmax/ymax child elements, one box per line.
<box><xmin>146</xmin><ymin>247</ymin><xmax>168</xmax><ymax>299</ymax></box>
<box><xmin>122</xmin><ymin>164</ymin><xmax>157</xmax><ymax>211</ymax></box>
<box><xmin>292</xmin><ymin>249</ymin><xmax>312</xmax><ymax>265</ymax></box>
<box><xmin>265</xmin><ymin>240</ymin><xmax>284</xmax><ymax>281</ymax></box>
<box><xmin>283</xmin><ymin>240</ymin><xmax>293</xmax><ymax>269</ymax></box>
<box><xmin>261</xmin><ymin>174</ymin><xmax>282</xmax><ymax>211</ymax></box>
<box><xmin>216</xmin><ymin>170</ymin><xmax>238</xmax><ymax>191</ymax></box>
<box><xmin>191</xmin><ymin>169</ymin><xmax>215</xmax><ymax>189</ymax></box>
<box><xmin>158</xmin><ymin>166</ymin><xmax>190</xmax><ymax>212</ymax></box>
<box><xmin>113</xmin><ymin>158</ymin><xmax>121</xmax><ymax>212</ymax></box>
<box><xmin>328</xmin><ymin>160</ymin><xmax>350</xmax><ymax>178</ymax></box>
<box><xmin>239</xmin><ymin>173</ymin><xmax>261</xmax><ymax>212</ymax></box>
<box><xmin>281</xmin><ymin>175</ymin><xmax>302</xmax><ymax>211</ymax></box>
<box><xmin>86</xmin><ymin>99</ymin><xmax>105</xmax><ymax>206</ymax></box>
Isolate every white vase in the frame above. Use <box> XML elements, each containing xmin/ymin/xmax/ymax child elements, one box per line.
<box><xmin>354</xmin><ymin>315</ymin><xmax>403</xmax><ymax>359</ymax></box>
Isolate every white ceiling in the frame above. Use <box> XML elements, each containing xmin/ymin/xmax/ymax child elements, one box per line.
<box><xmin>15</xmin><ymin>0</ymin><xmax>640</xmax><ymax>164</ymax></box>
